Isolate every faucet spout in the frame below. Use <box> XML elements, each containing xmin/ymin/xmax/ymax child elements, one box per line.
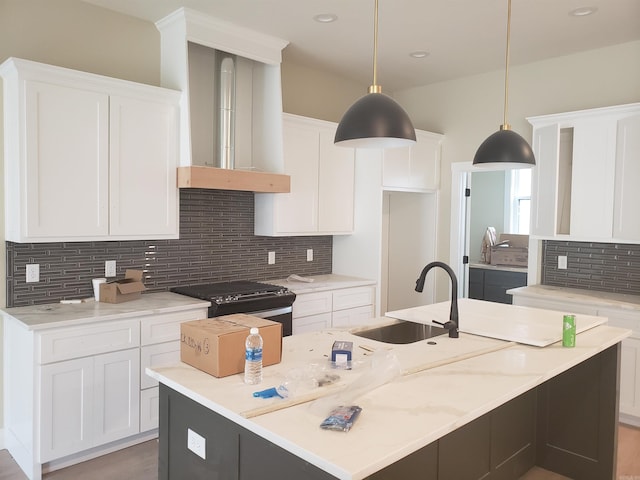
<box><xmin>415</xmin><ymin>261</ymin><xmax>459</xmax><ymax>338</ymax></box>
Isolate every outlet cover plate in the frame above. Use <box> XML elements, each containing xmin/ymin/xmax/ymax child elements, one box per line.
<box><xmin>558</xmin><ymin>256</ymin><xmax>568</xmax><ymax>270</ymax></box>
<box><xmin>268</xmin><ymin>251</ymin><xmax>276</xmax><ymax>265</ymax></box>
<box><xmin>187</xmin><ymin>428</ymin><xmax>206</xmax><ymax>459</ymax></box>
<box><xmin>307</xmin><ymin>249</ymin><xmax>313</xmax><ymax>262</ymax></box>
<box><xmin>26</xmin><ymin>264</ymin><xmax>40</xmax><ymax>283</ymax></box>
<box><xmin>105</xmin><ymin>260</ymin><xmax>116</xmax><ymax>277</ymax></box>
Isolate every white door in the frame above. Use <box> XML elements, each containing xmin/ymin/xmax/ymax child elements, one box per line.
<box><xmin>24</xmin><ymin>80</ymin><xmax>109</xmax><ymax>239</ymax></box>
<box><xmin>109</xmin><ymin>95</ymin><xmax>179</xmax><ymax>237</ymax></box>
<box><xmin>93</xmin><ymin>349</ymin><xmax>140</xmax><ymax>445</ymax></box>
<box><xmin>40</xmin><ymin>357</ymin><xmax>94</xmax><ymax>462</ymax></box>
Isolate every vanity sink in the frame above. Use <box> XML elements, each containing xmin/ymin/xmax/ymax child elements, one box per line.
<box><xmin>352</xmin><ymin>320</ymin><xmax>448</xmax><ymax>344</ymax></box>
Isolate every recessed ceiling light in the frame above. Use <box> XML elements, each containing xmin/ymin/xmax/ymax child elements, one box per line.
<box><xmin>410</xmin><ymin>51</ymin><xmax>430</xmax><ymax>59</ymax></box>
<box><xmin>569</xmin><ymin>6</ymin><xmax>598</xmax><ymax>16</ymax></box>
<box><xmin>313</xmin><ymin>13</ymin><xmax>338</xmax><ymax>23</ymax></box>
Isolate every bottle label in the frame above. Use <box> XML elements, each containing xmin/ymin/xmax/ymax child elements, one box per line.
<box><xmin>246</xmin><ymin>347</ymin><xmax>263</xmax><ymax>361</ymax></box>
<box><xmin>563</xmin><ymin>314</ymin><xmax>576</xmax><ymax>347</ymax></box>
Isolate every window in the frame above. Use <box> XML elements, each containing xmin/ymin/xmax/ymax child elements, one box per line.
<box><xmin>506</xmin><ymin>169</ymin><xmax>531</xmax><ymax>234</ymax></box>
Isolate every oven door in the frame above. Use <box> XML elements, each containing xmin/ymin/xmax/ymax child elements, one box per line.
<box><xmin>245</xmin><ymin>306</ymin><xmax>292</xmax><ymax>337</ymax></box>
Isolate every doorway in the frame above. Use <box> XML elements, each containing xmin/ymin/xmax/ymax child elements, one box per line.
<box><xmin>449</xmin><ymin>162</ymin><xmax>533</xmax><ymax>298</ymax></box>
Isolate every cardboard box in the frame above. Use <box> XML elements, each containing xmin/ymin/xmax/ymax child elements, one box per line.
<box><xmin>490</xmin><ymin>234</ymin><xmax>529</xmax><ymax>267</ymax></box>
<box><xmin>99</xmin><ymin>269</ymin><xmax>146</xmax><ymax>303</ymax></box>
<box><xmin>180</xmin><ymin>314</ymin><xmax>282</xmax><ymax>378</ymax></box>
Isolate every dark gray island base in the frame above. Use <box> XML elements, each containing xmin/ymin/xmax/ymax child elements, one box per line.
<box><xmin>158</xmin><ymin>344</ymin><xmax>619</xmax><ymax>480</ymax></box>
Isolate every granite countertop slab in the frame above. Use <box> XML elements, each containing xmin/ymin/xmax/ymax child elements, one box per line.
<box><xmin>266</xmin><ymin>274</ymin><xmax>376</xmax><ymax>294</ymax></box>
<box><xmin>508</xmin><ymin>285</ymin><xmax>640</xmax><ymax>312</ymax></box>
<box><xmin>0</xmin><ymin>292</ymin><xmax>211</xmax><ymax>330</ymax></box>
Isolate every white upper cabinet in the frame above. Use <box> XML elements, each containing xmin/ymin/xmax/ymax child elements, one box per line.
<box><xmin>528</xmin><ymin>103</ymin><xmax>640</xmax><ymax>243</ymax></box>
<box><xmin>254</xmin><ymin>114</ymin><xmax>355</xmax><ymax>236</ymax></box>
<box><xmin>0</xmin><ymin>57</ymin><xmax>180</xmax><ymax>243</ymax></box>
<box><xmin>382</xmin><ymin>129</ymin><xmax>443</xmax><ymax>191</ymax></box>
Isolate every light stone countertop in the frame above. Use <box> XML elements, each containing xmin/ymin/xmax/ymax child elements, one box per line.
<box><xmin>508</xmin><ymin>284</ymin><xmax>640</xmax><ymax>311</ymax></box>
<box><xmin>469</xmin><ymin>262</ymin><xmax>528</xmax><ymax>273</ymax></box>
<box><xmin>147</xmin><ymin>300</ymin><xmax>631</xmax><ymax>480</ymax></box>
<box><xmin>266</xmin><ymin>274</ymin><xmax>376</xmax><ymax>294</ymax></box>
<box><xmin>0</xmin><ymin>292</ymin><xmax>211</xmax><ymax>330</ymax></box>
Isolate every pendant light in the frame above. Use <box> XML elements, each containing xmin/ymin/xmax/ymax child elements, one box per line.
<box><xmin>473</xmin><ymin>0</ymin><xmax>535</xmax><ymax>168</ymax></box>
<box><xmin>334</xmin><ymin>0</ymin><xmax>416</xmax><ymax>149</ymax></box>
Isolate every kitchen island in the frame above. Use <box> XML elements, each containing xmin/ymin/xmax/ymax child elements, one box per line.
<box><xmin>147</xmin><ymin>299</ymin><xmax>630</xmax><ymax>480</ymax></box>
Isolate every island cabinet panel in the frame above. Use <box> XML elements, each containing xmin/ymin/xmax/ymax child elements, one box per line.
<box><xmin>468</xmin><ymin>268</ymin><xmax>527</xmax><ymax>304</ymax></box>
<box><xmin>157</xmin><ymin>345</ymin><xmax>619</xmax><ymax>480</ymax></box>
<box><xmin>159</xmin><ymin>385</ymin><xmax>240</xmax><ymax>480</ymax></box>
<box><xmin>536</xmin><ymin>344</ymin><xmax>619</xmax><ymax>480</ymax></box>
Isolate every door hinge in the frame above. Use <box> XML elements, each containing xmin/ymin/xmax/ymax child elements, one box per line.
<box><xmin>465</xmin><ymin>188</ymin><xmax>471</xmax><ymax>197</ymax></box>
<box><xmin>463</xmin><ymin>255</ymin><xmax>469</xmax><ymax>264</ymax></box>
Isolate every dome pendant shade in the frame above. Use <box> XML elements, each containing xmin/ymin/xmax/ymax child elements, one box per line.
<box><xmin>473</xmin><ymin>128</ymin><xmax>535</xmax><ymax>169</ymax></box>
<box><xmin>334</xmin><ymin>92</ymin><xmax>417</xmax><ymax>148</ymax></box>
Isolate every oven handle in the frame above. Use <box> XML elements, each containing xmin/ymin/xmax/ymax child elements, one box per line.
<box><xmin>245</xmin><ymin>306</ymin><xmax>292</xmax><ymax>318</ymax></box>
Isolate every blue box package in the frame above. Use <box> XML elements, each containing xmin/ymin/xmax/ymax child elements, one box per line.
<box><xmin>331</xmin><ymin>341</ymin><xmax>353</xmax><ymax>364</ymax></box>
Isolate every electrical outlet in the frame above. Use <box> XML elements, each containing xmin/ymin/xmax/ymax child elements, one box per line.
<box><xmin>105</xmin><ymin>260</ymin><xmax>117</xmax><ymax>277</ymax></box>
<box><xmin>268</xmin><ymin>251</ymin><xmax>276</xmax><ymax>265</ymax></box>
<box><xmin>558</xmin><ymin>255</ymin><xmax>568</xmax><ymax>270</ymax></box>
<box><xmin>187</xmin><ymin>428</ymin><xmax>206</xmax><ymax>459</ymax></box>
<box><xmin>26</xmin><ymin>264</ymin><xmax>40</xmax><ymax>283</ymax></box>
<box><xmin>306</xmin><ymin>249</ymin><xmax>313</xmax><ymax>262</ymax></box>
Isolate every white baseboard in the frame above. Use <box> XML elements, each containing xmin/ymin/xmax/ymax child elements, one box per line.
<box><xmin>0</xmin><ymin>427</ymin><xmax>5</xmax><ymax>450</ymax></box>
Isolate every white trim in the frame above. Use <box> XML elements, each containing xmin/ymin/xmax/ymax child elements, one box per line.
<box><xmin>0</xmin><ymin>428</ymin><xmax>5</xmax><ymax>450</ymax></box>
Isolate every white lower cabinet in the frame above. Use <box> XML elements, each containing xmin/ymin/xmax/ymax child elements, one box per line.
<box><xmin>512</xmin><ymin>293</ymin><xmax>640</xmax><ymax>425</ymax></box>
<box><xmin>292</xmin><ymin>285</ymin><xmax>375</xmax><ymax>334</ymax></box>
<box><xmin>40</xmin><ymin>348</ymin><xmax>140</xmax><ymax>462</ymax></box>
<box><xmin>3</xmin><ymin>298</ymin><xmax>208</xmax><ymax>480</ymax></box>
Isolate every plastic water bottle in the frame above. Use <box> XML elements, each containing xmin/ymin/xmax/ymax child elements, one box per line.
<box><xmin>244</xmin><ymin>327</ymin><xmax>263</xmax><ymax>385</ymax></box>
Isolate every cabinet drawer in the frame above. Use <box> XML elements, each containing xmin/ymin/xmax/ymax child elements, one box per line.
<box><xmin>332</xmin><ymin>286</ymin><xmax>375</xmax><ymax>311</ymax></box>
<box><xmin>332</xmin><ymin>305</ymin><xmax>374</xmax><ymax>328</ymax></box>
<box><xmin>140</xmin><ymin>387</ymin><xmax>160</xmax><ymax>432</ymax></box>
<box><xmin>140</xmin><ymin>308</ymin><xmax>208</xmax><ymax>346</ymax></box>
<box><xmin>598</xmin><ymin>308</ymin><xmax>640</xmax><ymax>337</ymax></box>
<box><xmin>293</xmin><ymin>291</ymin><xmax>332</xmax><ymax>318</ymax></box>
<box><xmin>292</xmin><ymin>313</ymin><xmax>331</xmax><ymax>335</ymax></box>
<box><xmin>37</xmin><ymin>319</ymin><xmax>140</xmax><ymax>364</ymax></box>
<box><xmin>140</xmin><ymin>342</ymin><xmax>181</xmax><ymax>389</ymax></box>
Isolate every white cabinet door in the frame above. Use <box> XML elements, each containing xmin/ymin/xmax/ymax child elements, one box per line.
<box><xmin>530</xmin><ymin>124</ymin><xmax>560</xmax><ymax>237</ymax></box>
<box><xmin>40</xmin><ymin>349</ymin><xmax>139</xmax><ymax>462</ymax></box>
<box><xmin>332</xmin><ymin>305</ymin><xmax>375</xmax><ymax>328</ymax></box>
<box><xmin>318</xmin><ymin>128</ymin><xmax>354</xmax><ymax>233</ymax></box>
<box><xmin>140</xmin><ymin>387</ymin><xmax>160</xmax><ymax>432</ymax></box>
<box><xmin>254</xmin><ymin>113</ymin><xmax>355</xmax><ymax>236</ymax></box>
<box><xmin>613</xmin><ymin>114</ymin><xmax>640</xmax><ymax>241</ymax></box>
<box><xmin>382</xmin><ymin>129</ymin><xmax>442</xmax><ymax>191</ymax></box>
<box><xmin>570</xmin><ymin>117</ymin><xmax>617</xmax><ymax>239</ymax></box>
<box><xmin>109</xmin><ymin>95</ymin><xmax>179</xmax><ymax>238</ymax></box>
<box><xmin>274</xmin><ymin>118</ymin><xmax>319</xmax><ymax>234</ymax></box>
<box><xmin>23</xmin><ymin>80</ymin><xmax>109</xmax><ymax>241</ymax></box>
<box><xmin>40</xmin><ymin>357</ymin><xmax>95</xmax><ymax>462</ymax></box>
<box><xmin>93</xmin><ymin>349</ymin><xmax>140</xmax><ymax>445</ymax></box>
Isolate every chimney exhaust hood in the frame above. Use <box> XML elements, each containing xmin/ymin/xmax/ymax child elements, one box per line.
<box><xmin>156</xmin><ymin>8</ymin><xmax>290</xmax><ymax>193</ymax></box>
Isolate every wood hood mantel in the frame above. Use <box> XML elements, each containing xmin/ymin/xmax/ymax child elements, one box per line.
<box><xmin>177</xmin><ymin>166</ymin><xmax>290</xmax><ymax>193</ymax></box>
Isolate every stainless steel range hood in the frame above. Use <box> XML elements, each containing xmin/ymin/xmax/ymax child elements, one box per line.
<box><xmin>156</xmin><ymin>8</ymin><xmax>290</xmax><ymax>193</ymax></box>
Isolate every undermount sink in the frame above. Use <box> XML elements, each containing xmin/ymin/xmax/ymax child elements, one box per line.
<box><xmin>352</xmin><ymin>320</ymin><xmax>448</xmax><ymax>344</ymax></box>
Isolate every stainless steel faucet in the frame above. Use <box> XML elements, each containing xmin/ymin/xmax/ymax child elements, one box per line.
<box><xmin>415</xmin><ymin>261</ymin><xmax>459</xmax><ymax>338</ymax></box>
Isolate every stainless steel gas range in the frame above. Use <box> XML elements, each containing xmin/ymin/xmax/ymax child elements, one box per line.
<box><xmin>171</xmin><ymin>280</ymin><xmax>295</xmax><ymax>336</ymax></box>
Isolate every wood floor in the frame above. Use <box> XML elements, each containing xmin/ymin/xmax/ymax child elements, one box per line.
<box><xmin>1</xmin><ymin>424</ymin><xmax>639</xmax><ymax>479</ymax></box>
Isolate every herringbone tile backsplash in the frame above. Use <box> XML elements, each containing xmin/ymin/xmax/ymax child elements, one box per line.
<box><xmin>6</xmin><ymin>189</ymin><xmax>332</xmax><ymax>307</ymax></box>
<box><xmin>542</xmin><ymin>240</ymin><xmax>640</xmax><ymax>295</ymax></box>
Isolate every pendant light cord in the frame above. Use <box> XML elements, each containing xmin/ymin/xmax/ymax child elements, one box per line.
<box><xmin>502</xmin><ymin>0</ymin><xmax>512</xmax><ymax>130</ymax></box>
<box><xmin>369</xmin><ymin>0</ymin><xmax>382</xmax><ymax>93</ymax></box>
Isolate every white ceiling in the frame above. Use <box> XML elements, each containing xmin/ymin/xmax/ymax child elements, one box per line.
<box><xmin>81</xmin><ymin>0</ymin><xmax>640</xmax><ymax>92</ymax></box>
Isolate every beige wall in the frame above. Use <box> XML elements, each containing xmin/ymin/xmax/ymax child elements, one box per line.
<box><xmin>394</xmin><ymin>40</ymin><xmax>640</xmax><ymax>301</ymax></box>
